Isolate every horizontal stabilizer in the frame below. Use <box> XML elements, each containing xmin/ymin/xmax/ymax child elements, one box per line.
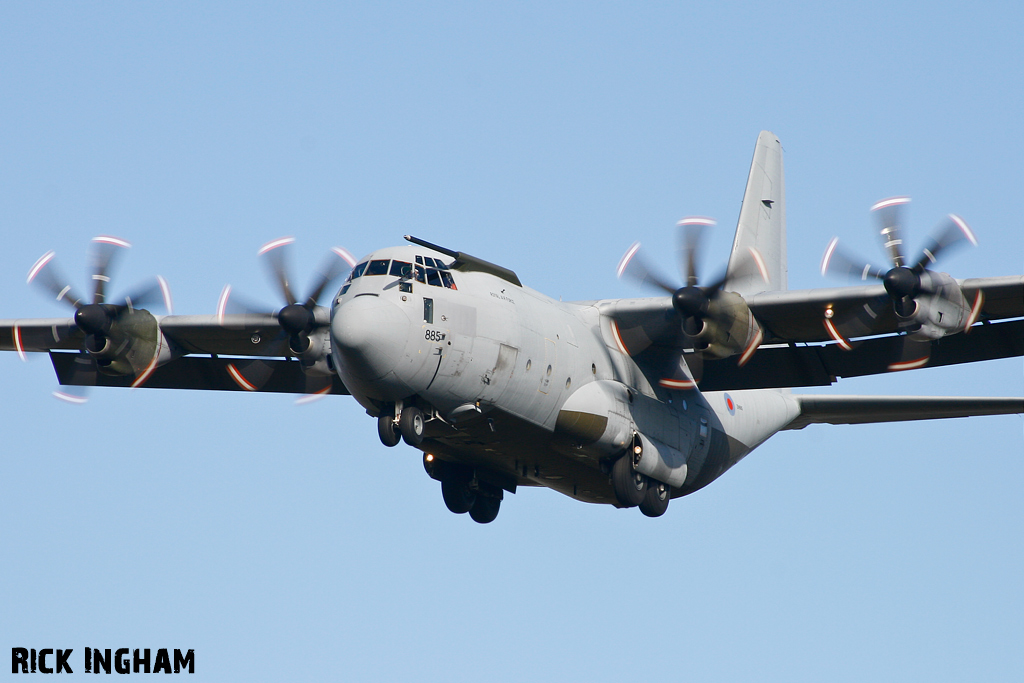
<box><xmin>784</xmin><ymin>395</ymin><xmax>1023</xmax><ymax>430</ymax></box>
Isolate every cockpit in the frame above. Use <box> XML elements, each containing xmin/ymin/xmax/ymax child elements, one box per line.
<box><xmin>340</xmin><ymin>254</ymin><xmax>458</xmax><ymax>296</ymax></box>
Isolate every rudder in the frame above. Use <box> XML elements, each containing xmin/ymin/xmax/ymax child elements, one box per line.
<box><xmin>726</xmin><ymin>131</ymin><xmax>787</xmax><ymax>295</ymax></box>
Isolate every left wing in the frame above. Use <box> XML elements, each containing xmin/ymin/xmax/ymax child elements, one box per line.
<box><xmin>598</xmin><ymin>274</ymin><xmax>1024</xmax><ymax>391</ymax></box>
<box><xmin>744</xmin><ymin>276</ymin><xmax>1024</xmax><ymax>343</ymax></box>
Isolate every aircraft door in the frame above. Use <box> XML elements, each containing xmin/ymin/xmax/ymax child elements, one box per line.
<box><xmin>431</xmin><ymin>301</ymin><xmax>476</xmax><ymax>395</ymax></box>
<box><xmin>478</xmin><ymin>342</ymin><xmax>519</xmax><ymax>404</ymax></box>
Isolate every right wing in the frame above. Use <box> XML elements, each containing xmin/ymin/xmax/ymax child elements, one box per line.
<box><xmin>0</xmin><ymin>311</ymin><xmax>349</xmax><ymax>396</ymax></box>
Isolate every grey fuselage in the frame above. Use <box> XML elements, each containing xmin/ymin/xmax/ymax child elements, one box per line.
<box><xmin>330</xmin><ymin>245</ymin><xmax>797</xmax><ymax>506</ymax></box>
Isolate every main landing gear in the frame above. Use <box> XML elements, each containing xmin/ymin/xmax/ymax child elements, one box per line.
<box><xmin>426</xmin><ymin>454</ymin><xmax>502</xmax><ymax>524</ymax></box>
<box><xmin>611</xmin><ymin>453</ymin><xmax>670</xmax><ymax>517</ymax></box>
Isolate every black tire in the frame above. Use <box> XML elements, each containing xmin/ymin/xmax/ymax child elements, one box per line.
<box><xmin>469</xmin><ymin>495</ymin><xmax>500</xmax><ymax>524</ymax></box>
<box><xmin>377</xmin><ymin>411</ymin><xmax>400</xmax><ymax>447</ymax></box>
<box><xmin>639</xmin><ymin>480</ymin><xmax>670</xmax><ymax>518</ymax></box>
<box><xmin>399</xmin><ymin>406</ymin><xmax>425</xmax><ymax>446</ymax></box>
<box><xmin>612</xmin><ymin>454</ymin><xmax>646</xmax><ymax>507</ymax></box>
<box><xmin>441</xmin><ymin>475</ymin><xmax>476</xmax><ymax>514</ymax></box>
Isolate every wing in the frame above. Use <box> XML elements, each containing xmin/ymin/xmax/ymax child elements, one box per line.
<box><xmin>746</xmin><ymin>275</ymin><xmax>1024</xmax><ymax>343</ymax></box>
<box><xmin>597</xmin><ymin>274</ymin><xmax>1024</xmax><ymax>391</ymax></box>
<box><xmin>0</xmin><ymin>311</ymin><xmax>349</xmax><ymax>396</ymax></box>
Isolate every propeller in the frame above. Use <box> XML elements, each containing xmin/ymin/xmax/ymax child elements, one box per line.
<box><xmin>617</xmin><ymin>217</ymin><xmax>766</xmax><ymax>386</ymax></box>
<box><xmin>217</xmin><ymin>237</ymin><xmax>355</xmax><ymax>399</ymax></box>
<box><xmin>820</xmin><ymin>197</ymin><xmax>979</xmax><ymax>369</ymax></box>
<box><xmin>26</xmin><ymin>236</ymin><xmax>173</xmax><ymax>402</ymax></box>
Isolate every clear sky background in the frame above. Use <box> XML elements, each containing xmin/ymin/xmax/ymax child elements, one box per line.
<box><xmin>1</xmin><ymin>2</ymin><xmax>1022</xmax><ymax>681</ymax></box>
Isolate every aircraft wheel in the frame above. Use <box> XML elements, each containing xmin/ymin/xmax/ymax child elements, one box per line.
<box><xmin>611</xmin><ymin>454</ymin><xmax>647</xmax><ymax>507</ymax></box>
<box><xmin>441</xmin><ymin>473</ymin><xmax>476</xmax><ymax>514</ymax></box>
<box><xmin>377</xmin><ymin>411</ymin><xmax>400</xmax><ymax>447</ymax></box>
<box><xmin>639</xmin><ymin>480</ymin><xmax>670</xmax><ymax>518</ymax></box>
<box><xmin>469</xmin><ymin>495</ymin><xmax>500</xmax><ymax>524</ymax></box>
<box><xmin>399</xmin><ymin>406</ymin><xmax>425</xmax><ymax>446</ymax></box>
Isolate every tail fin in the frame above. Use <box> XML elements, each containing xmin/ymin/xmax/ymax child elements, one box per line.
<box><xmin>726</xmin><ymin>131</ymin><xmax>787</xmax><ymax>295</ymax></box>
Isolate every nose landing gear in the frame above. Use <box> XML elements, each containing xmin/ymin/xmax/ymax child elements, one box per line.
<box><xmin>376</xmin><ymin>402</ymin><xmax>426</xmax><ymax>447</ymax></box>
<box><xmin>377</xmin><ymin>410</ymin><xmax>401</xmax><ymax>447</ymax></box>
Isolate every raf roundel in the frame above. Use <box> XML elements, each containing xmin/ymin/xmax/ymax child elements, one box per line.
<box><xmin>725</xmin><ymin>394</ymin><xmax>736</xmax><ymax>415</ymax></box>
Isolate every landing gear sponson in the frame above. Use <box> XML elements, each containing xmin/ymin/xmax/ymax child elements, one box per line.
<box><xmin>380</xmin><ymin>402</ymin><xmax>667</xmax><ymax>521</ymax></box>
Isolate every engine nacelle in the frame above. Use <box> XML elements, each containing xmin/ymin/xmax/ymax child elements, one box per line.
<box><xmin>93</xmin><ymin>309</ymin><xmax>174</xmax><ymax>377</ymax></box>
<box><xmin>905</xmin><ymin>271</ymin><xmax>973</xmax><ymax>340</ymax></box>
<box><xmin>696</xmin><ymin>291</ymin><xmax>762</xmax><ymax>360</ymax></box>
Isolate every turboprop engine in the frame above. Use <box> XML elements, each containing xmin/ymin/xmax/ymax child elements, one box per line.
<box><xmin>618</xmin><ymin>217</ymin><xmax>767</xmax><ymax>380</ymax></box>
<box><xmin>676</xmin><ymin>288</ymin><xmax>762</xmax><ymax>361</ymax></box>
<box><xmin>26</xmin><ymin>236</ymin><xmax>175</xmax><ymax>394</ymax></box>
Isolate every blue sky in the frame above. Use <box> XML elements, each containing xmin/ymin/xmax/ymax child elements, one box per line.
<box><xmin>1</xmin><ymin>2</ymin><xmax>1021</xmax><ymax>681</ymax></box>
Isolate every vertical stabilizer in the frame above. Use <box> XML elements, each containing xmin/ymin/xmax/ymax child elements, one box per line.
<box><xmin>726</xmin><ymin>131</ymin><xmax>787</xmax><ymax>295</ymax></box>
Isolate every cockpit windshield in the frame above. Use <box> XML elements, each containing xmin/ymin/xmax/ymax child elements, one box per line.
<box><xmin>340</xmin><ymin>255</ymin><xmax>457</xmax><ymax>295</ymax></box>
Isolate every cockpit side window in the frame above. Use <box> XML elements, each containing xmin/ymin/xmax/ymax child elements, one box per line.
<box><xmin>426</xmin><ymin>268</ymin><xmax>442</xmax><ymax>287</ymax></box>
<box><xmin>414</xmin><ymin>265</ymin><xmax>426</xmax><ymax>283</ymax></box>
<box><xmin>439</xmin><ymin>270</ymin><xmax>457</xmax><ymax>290</ymax></box>
<box><xmin>389</xmin><ymin>260</ymin><xmax>412</xmax><ymax>278</ymax></box>
<box><xmin>351</xmin><ymin>262</ymin><xmax>368</xmax><ymax>279</ymax></box>
<box><xmin>366</xmin><ymin>259</ymin><xmax>390</xmax><ymax>275</ymax></box>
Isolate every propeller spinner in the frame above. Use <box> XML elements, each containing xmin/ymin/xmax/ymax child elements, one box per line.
<box><xmin>820</xmin><ymin>197</ymin><xmax>982</xmax><ymax>370</ymax></box>
<box><xmin>26</xmin><ymin>236</ymin><xmax>173</xmax><ymax>401</ymax></box>
<box><xmin>617</xmin><ymin>217</ymin><xmax>765</xmax><ymax>387</ymax></box>
<box><xmin>217</xmin><ymin>237</ymin><xmax>355</xmax><ymax>399</ymax></box>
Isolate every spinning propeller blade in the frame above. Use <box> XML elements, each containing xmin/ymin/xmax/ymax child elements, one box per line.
<box><xmin>821</xmin><ymin>198</ymin><xmax>979</xmax><ymax>370</ymax></box>
<box><xmin>220</xmin><ymin>237</ymin><xmax>354</xmax><ymax>399</ymax></box>
<box><xmin>617</xmin><ymin>217</ymin><xmax>766</xmax><ymax>382</ymax></box>
<box><xmin>25</xmin><ymin>236</ymin><xmax>171</xmax><ymax>402</ymax></box>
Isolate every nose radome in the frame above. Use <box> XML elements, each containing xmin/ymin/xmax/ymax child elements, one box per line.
<box><xmin>331</xmin><ymin>295</ymin><xmax>410</xmax><ymax>381</ymax></box>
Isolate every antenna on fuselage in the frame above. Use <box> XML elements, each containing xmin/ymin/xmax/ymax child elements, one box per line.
<box><xmin>403</xmin><ymin>235</ymin><xmax>523</xmax><ymax>287</ymax></box>
<box><xmin>404</xmin><ymin>235</ymin><xmax>460</xmax><ymax>259</ymax></box>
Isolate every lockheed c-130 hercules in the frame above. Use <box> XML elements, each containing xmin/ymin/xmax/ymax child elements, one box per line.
<box><xmin>2</xmin><ymin>131</ymin><xmax>1022</xmax><ymax>523</ymax></box>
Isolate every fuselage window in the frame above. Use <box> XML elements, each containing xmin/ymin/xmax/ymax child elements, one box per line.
<box><xmin>426</xmin><ymin>268</ymin><xmax>442</xmax><ymax>287</ymax></box>
<box><xmin>439</xmin><ymin>271</ymin><xmax>457</xmax><ymax>290</ymax></box>
<box><xmin>351</xmin><ymin>262</ymin><xmax>368</xmax><ymax>279</ymax></box>
<box><xmin>366</xmin><ymin>259</ymin><xmax>390</xmax><ymax>276</ymax></box>
<box><xmin>423</xmin><ymin>297</ymin><xmax>433</xmax><ymax>323</ymax></box>
<box><xmin>390</xmin><ymin>260</ymin><xmax>412</xmax><ymax>278</ymax></box>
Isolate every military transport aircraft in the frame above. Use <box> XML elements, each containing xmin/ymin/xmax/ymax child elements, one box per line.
<box><xmin>2</xmin><ymin>132</ymin><xmax>1022</xmax><ymax>523</ymax></box>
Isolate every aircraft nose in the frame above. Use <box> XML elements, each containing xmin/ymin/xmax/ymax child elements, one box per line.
<box><xmin>331</xmin><ymin>295</ymin><xmax>409</xmax><ymax>382</ymax></box>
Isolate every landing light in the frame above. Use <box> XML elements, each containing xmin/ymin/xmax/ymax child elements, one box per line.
<box><xmin>425</xmin><ymin>453</ymin><xmax>434</xmax><ymax>462</ymax></box>
<box><xmin>633</xmin><ymin>445</ymin><xmax>642</xmax><ymax>455</ymax></box>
